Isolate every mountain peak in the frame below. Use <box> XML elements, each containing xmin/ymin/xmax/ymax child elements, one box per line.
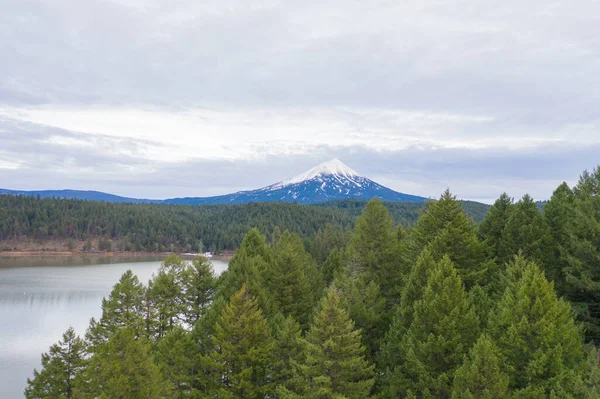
<box><xmin>282</xmin><ymin>158</ymin><xmax>359</xmax><ymax>186</ymax></box>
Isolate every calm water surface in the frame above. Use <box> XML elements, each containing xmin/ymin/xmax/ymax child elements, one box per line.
<box><xmin>0</xmin><ymin>255</ymin><xmax>229</xmax><ymax>398</ymax></box>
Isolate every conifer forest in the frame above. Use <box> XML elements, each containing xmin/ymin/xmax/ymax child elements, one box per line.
<box><xmin>22</xmin><ymin>166</ymin><xmax>600</xmax><ymax>399</ymax></box>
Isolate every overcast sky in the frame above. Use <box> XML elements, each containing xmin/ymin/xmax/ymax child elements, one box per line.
<box><xmin>1</xmin><ymin>0</ymin><xmax>599</xmax><ymax>203</ymax></box>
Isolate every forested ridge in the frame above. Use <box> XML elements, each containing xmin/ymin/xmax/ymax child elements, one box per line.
<box><xmin>25</xmin><ymin>166</ymin><xmax>600</xmax><ymax>398</ymax></box>
<box><xmin>0</xmin><ymin>196</ymin><xmax>488</xmax><ymax>253</ymax></box>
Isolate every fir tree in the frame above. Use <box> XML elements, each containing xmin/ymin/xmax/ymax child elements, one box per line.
<box><xmin>560</xmin><ymin>169</ymin><xmax>600</xmax><ymax>343</ymax></box>
<box><xmin>410</xmin><ymin>189</ymin><xmax>487</xmax><ymax>287</ymax></box>
<box><xmin>180</xmin><ymin>256</ymin><xmax>217</xmax><ymax>327</ymax></box>
<box><xmin>488</xmin><ymin>258</ymin><xmax>587</xmax><ymax>396</ymax></box>
<box><xmin>79</xmin><ymin>327</ymin><xmax>173</xmax><ymax>399</ymax></box>
<box><xmin>155</xmin><ymin>326</ymin><xmax>198</xmax><ymax>398</ymax></box>
<box><xmin>270</xmin><ymin>314</ymin><xmax>306</xmax><ymax>395</ymax></box>
<box><xmin>206</xmin><ymin>284</ymin><xmax>274</xmax><ymax>399</ymax></box>
<box><xmin>86</xmin><ymin>269</ymin><xmax>146</xmax><ymax>347</ymax></box>
<box><xmin>147</xmin><ymin>267</ymin><xmax>182</xmax><ymax>339</ymax></box>
<box><xmin>500</xmin><ymin>194</ymin><xmax>553</xmax><ymax>268</ymax></box>
<box><xmin>269</xmin><ymin>230</ymin><xmax>321</xmax><ymax>329</ymax></box>
<box><xmin>450</xmin><ymin>334</ymin><xmax>509</xmax><ymax>399</ymax></box>
<box><xmin>278</xmin><ymin>287</ymin><xmax>375</xmax><ymax>399</ymax></box>
<box><xmin>349</xmin><ymin>198</ymin><xmax>408</xmax><ymax>306</ymax></box>
<box><xmin>335</xmin><ymin>271</ymin><xmax>386</xmax><ymax>361</ymax></box>
<box><xmin>479</xmin><ymin>192</ymin><xmax>513</xmax><ymax>262</ymax></box>
<box><xmin>385</xmin><ymin>256</ymin><xmax>479</xmax><ymax>398</ymax></box>
<box><xmin>321</xmin><ymin>247</ymin><xmax>346</xmax><ymax>286</ymax></box>
<box><xmin>216</xmin><ymin>228</ymin><xmax>275</xmax><ymax>317</ymax></box>
<box><xmin>380</xmin><ymin>249</ymin><xmax>437</xmax><ymax>372</ymax></box>
<box><xmin>25</xmin><ymin>327</ymin><xmax>86</xmax><ymax>399</ymax></box>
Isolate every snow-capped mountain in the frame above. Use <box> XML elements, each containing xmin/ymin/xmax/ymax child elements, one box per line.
<box><xmin>165</xmin><ymin>159</ymin><xmax>427</xmax><ymax>205</ymax></box>
<box><xmin>1</xmin><ymin>159</ymin><xmax>427</xmax><ymax>205</ymax></box>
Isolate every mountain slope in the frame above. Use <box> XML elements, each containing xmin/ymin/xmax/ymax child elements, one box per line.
<box><xmin>165</xmin><ymin>159</ymin><xmax>427</xmax><ymax>204</ymax></box>
<box><xmin>0</xmin><ymin>159</ymin><xmax>426</xmax><ymax>205</ymax></box>
<box><xmin>0</xmin><ymin>189</ymin><xmax>161</xmax><ymax>203</ymax></box>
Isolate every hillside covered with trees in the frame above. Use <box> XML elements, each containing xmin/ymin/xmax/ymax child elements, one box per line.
<box><xmin>0</xmin><ymin>196</ymin><xmax>489</xmax><ymax>253</ymax></box>
<box><xmin>24</xmin><ymin>166</ymin><xmax>600</xmax><ymax>398</ymax></box>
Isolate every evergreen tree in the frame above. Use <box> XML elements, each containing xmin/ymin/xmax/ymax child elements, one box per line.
<box><xmin>155</xmin><ymin>326</ymin><xmax>198</xmax><ymax>398</ymax></box>
<box><xmin>216</xmin><ymin>228</ymin><xmax>275</xmax><ymax>317</ymax></box>
<box><xmin>25</xmin><ymin>327</ymin><xmax>86</xmax><ymax>399</ymax></box>
<box><xmin>450</xmin><ymin>334</ymin><xmax>509</xmax><ymax>399</ymax></box>
<box><xmin>86</xmin><ymin>269</ymin><xmax>146</xmax><ymax>347</ymax></box>
<box><xmin>206</xmin><ymin>284</ymin><xmax>274</xmax><ymax>399</ymax></box>
<box><xmin>335</xmin><ymin>271</ymin><xmax>386</xmax><ymax>361</ymax></box>
<box><xmin>321</xmin><ymin>247</ymin><xmax>346</xmax><ymax>287</ymax></box>
<box><xmin>270</xmin><ymin>314</ymin><xmax>306</xmax><ymax>395</ymax></box>
<box><xmin>278</xmin><ymin>287</ymin><xmax>375</xmax><ymax>399</ymax></box>
<box><xmin>147</xmin><ymin>267</ymin><xmax>182</xmax><ymax>339</ymax></box>
<box><xmin>410</xmin><ymin>189</ymin><xmax>486</xmax><ymax>287</ymax></box>
<box><xmin>385</xmin><ymin>256</ymin><xmax>479</xmax><ymax>398</ymax></box>
<box><xmin>380</xmin><ymin>249</ymin><xmax>437</xmax><ymax>372</ymax></box>
<box><xmin>269</xmin><ymin>230</ymin><xmax>322</xmax><ymax>329</ymax></box>
<box><xmin>500</xmin><ymin>194</ymin><xmax>553</xmax><ymax>268</ymax></box>
<box><xmin>349</xmin><ymin>198</ymin><xmax>408</xmax><ymax>306</ymax></box>
<box><xmin>181</xmin><ymin>256</ymin><xmax>217</xmax><ymax>327</ymax></box>
<box><xmin>488</xmin><ymin>258</ymin><xmax>587</xmax><ymax>396</ymax></box>
<box><xmin>560</xmin><ymin>169</ymin><xmax>600</xmax><ymax>343</ymax></box>
<box><xmin>79</xmin><ymin>327</ymin><xmax>172</xmax><ymax>399</ymax></box>
<box><xmin>479</xmin><ymin>193</ymin><xmax>513</xmax><ymax>262</ymax></box>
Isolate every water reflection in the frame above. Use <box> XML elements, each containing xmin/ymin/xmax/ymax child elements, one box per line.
<box><xmin>0</xmin><ymin>256</ymin><xmax>228</xmax><ymax>398</ymax></box>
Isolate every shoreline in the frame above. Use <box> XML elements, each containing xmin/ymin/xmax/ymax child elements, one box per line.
<box><xmin>0</xmin><ymin>250</ymin><xmax>233</xmax><ymax>261</ymax></box>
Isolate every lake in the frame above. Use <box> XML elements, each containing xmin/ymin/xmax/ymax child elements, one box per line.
<box><xmin>0</xmin><ymin>255</ymin><xmax>229</xmax><ymax>399</ymax></box>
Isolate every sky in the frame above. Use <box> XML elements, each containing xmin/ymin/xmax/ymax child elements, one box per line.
<box><xmin>1</xmin><ymin>0</ymin><xmax>599</xmax><ymax>204</ymax></box>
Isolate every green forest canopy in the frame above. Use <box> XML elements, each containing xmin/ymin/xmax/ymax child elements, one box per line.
<box><xmin>24</xmin><ymin>165</ymin><xmax>600</xmax><ymax>398</ymax></box>
<box><xmin>0</xmin><ymin>195</ymin><xmax>489</xmax><ymax>252</ymax></box>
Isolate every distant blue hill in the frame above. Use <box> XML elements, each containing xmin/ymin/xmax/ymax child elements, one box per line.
<box><xmin>0</xmin><ymin>159</ymin><xmax>427</xmax><ymax>205</ymax></box>
<box><xmin>0</xmin><ymin>189</ymin><xmax>161</xmax><ymax>204</ymax></box>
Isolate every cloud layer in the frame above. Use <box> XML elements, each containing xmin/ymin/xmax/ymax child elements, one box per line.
<box><xmin>1</xmin><ymin>0</ymin><xmax>599</xmax><ymax>203</ymax></box>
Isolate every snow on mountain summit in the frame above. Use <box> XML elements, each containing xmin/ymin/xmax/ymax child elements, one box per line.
<box><xmin>164</xmin><ymin>158</ymin><xmax>427</xmax><ymax>205</ymax></box>
<box><xmin>281</xmin><ymin>158</ymin><xmax>359</xmax><ymax>186</ymax></box>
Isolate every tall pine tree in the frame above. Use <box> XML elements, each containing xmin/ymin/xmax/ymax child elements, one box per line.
<box><xmin>488</xmin><ymin>258</ymin><xmax>588</xmax><ymax>397</ymax></box>
<box><xmin>410</xmin><ymin>190</ymin><xmax>487</xmax><ymax>287</ymax></box>
<box><xmin>450</xmin><ymin>334</ymin><xmax>509</xmax><ymax>399</ymax></box>
<box><xmin>385</xmin><ymin>256</ymin><xmax>479</xmax><ymax>398</ymax></box>
<box><xmin>25</xmin><ymin>327</ymin><xmax>87</xmax><ymax>399</ymax></box>
<box><xmin>278</xmin><ymin>287</ymin><xmax>375</xmax><ymax>399</ymax></box>
<box><xmin>206</xmin><ymin>284</ymin><xmax>274</xmax><ymax>399</ymax></box>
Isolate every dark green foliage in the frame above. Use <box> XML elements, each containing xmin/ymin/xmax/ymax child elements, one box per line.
<box><xmin>0</xmin><ymin>195</ymin><xmax>490</xmax><ymax>253</ymax></box>
<box><xmin>0</xmin><ymin>196</ymin><xmax>356</xmax><ymax>252</ymax></box>
<box><xmin>216</xmin><ymin>228</ymin><xmax>275</xmax><ymax>317</ymax></box>
<box><xmin>269</xmin><ymin>231</ymin><xmax>321</xmax><ymax>329</ymax></box>
<box><xmin>79</xmin><ymin>327</ymin><xmax>173</xmax><ymax>399</ymax></box>
<box><xmin>206</xmin><ymin>284</ymin><xmax>274</xmax><ymax>399</ymax></box>
<box><xmin>385</xmin><ymin>257</ymin><xmax>479</xmax><ymax>398</ymax></box>
<box><xmin>500</xmin><ymin>194</ymin><xmax>553</xmax><ymax>268</ymax></box>
<box><xmin>450</xmin><ymin>334</ymin><xmax>509</xmax><ymax>399</ymax></box>
<box><xmin>380</xmin><ymin>250</ymin><xmax>438</xmax><ymax>373</ymax></box>
<box><xmin>22</xmin><ymin>166</ymin><xmax>600</xmax><ymax>399</ymax></box>
<box><xmin>270</xmin><ymin>314</ymin><xmax>306</xmax><ymax>394</ymax></box>
<box><xmin>335</xmin><ymin>271</ymin><xmax>387</xmax><ymax>361</ymax></box>
<box><xmin>155</xmin><ymin>326</ymin><xmax>198</xmax><ymax>398</ymax></box>
<box><xmin>550</xmin><ymin>170</ymin><xmax>600</xmax><ymax>343</ymax></box>
<box><xmin>278</xmin><ymin>287</ymin><xmax>375</xmax><ymax>399</ymax></box>
<box><xmin>181</xmin><ymin>256</ymin><xmax>217</xmax><ymax>327</ymax></box>
<box><xmin>488</xmin><ymin>257</ymin><xmax>587</xmax><ymax>397</ymax></box>
<box><xmin>479</xmin><ymin>192</ymin><xmax>514</xmax><ymax>262</ymax></box>
<box><xmin>348</xmin><ymin>198</ymin><xmax>409</xmax><ymax>306</ymax></box>
<box><xmin>25</xmin><ymin>327</ymin><xmax>86</xmax><ymax>399</ymax></box>
<box><xmin>316</xmin><ymin>199</ymin><xmax>490</xmax><ymax>225</ymax></box>
<box><xmin>410</xmin><ymin>190</ymin><xmax>487</xmax><ymax>287</ymax></box>
<box><xmin>86</xmin><ymin>269</ymin><xmax>146</xmax><ymax>347</ymax></box>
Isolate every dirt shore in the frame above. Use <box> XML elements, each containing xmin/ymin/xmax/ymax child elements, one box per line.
<box><xmin>0</xmin><ymin>250</ymin><xmax>233</xmax><ymax>261</ymax></box>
